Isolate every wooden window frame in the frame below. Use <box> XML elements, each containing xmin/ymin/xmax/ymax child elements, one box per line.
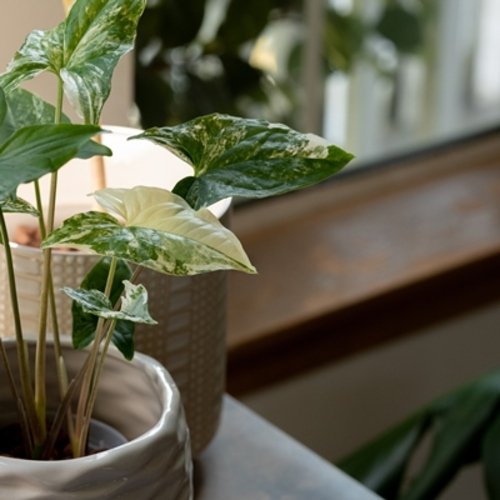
<box><xmin>226</xmin><ymin>128</ymin><xmax>500</xmax><ymax>395</ymax></box>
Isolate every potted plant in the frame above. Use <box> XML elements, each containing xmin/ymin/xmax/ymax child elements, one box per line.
<box><xmin>0</xmin><ymin>0</ymin><xmax>353</xmax><ymax>496</ymax></box>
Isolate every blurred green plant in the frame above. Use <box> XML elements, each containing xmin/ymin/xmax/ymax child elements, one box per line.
<box><xmin>134</xmin><ymin>0</ymin><xmax>427</xmax><ymax>129</ymax></box>
<box><xmin>338</xmin><ymin>368</ymin><xmax>500</xmax><ymax>499</ymax></box>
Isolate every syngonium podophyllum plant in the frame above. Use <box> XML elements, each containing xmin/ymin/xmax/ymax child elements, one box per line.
<box><xmin>0</xmin><ymin>0</ymin><xmax>353</xmax><ymax>460</ymax></box>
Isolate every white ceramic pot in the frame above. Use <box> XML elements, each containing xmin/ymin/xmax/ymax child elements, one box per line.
<box><xmin>0</xmin><ymin>338</ymin><xmax>192</xmax><ymax>499</ymax></box>
<box><xmin>0</xmin><ymin>126</ymin><xmax>230</xmax><ymax>456</ymax></box>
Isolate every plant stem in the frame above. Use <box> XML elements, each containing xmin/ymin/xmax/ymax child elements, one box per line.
<box><xmin>0</xmin><ymin>209</ymin><xmax>38</xmax><ymax>442</ymax></box>
<box><xmin>34</xmin><ymin>77</ymin><xmax>65</xmax><ymax>443</ymax></box>
<box><xmin>74</xmin><ymin>256</ymin><xmax>118</xmax><ymax>456</ymax></box>
<box><xmin>0</xmin><ymin>337</ymin><xmax>33</xmax><ymax>457</ymax></box>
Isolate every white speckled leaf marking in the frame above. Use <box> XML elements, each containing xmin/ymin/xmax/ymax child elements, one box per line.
<box><xmin>134</xmin><ymin>113</ymin><xmax>354</xmax><ymax>208</ymax></box>
<box><xmin>63</xmin><ymin>283</ymin><xmax>156</xmax><ymax>324</ymax></box>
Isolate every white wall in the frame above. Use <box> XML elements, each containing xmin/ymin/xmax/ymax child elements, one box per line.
<box><xmin>0</xmin><ymin>0</ymin><xmax>133</xmax><ymax>125</ymax></box>
<box><xmin>241</xmin><ymin>303</ymin><xmax>500</xmax><ymax>499</ymax></box>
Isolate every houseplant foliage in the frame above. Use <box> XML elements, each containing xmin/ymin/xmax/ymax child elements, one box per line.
<box><xmin>338</xmin><ymin>369</ymin><xmax>500</xmax><ymax>499</ymax></box>
<box><xmin>0</xmin><ymin>0</ymin><xmax>353</xmax><ymax>463</ymax></box>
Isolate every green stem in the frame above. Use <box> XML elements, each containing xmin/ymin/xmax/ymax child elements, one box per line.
<box><xmin>74</xmin><ymin>256</ymin><xmax>118</xmax><ymax>456</ymax></box>
<box><xmin>75</xmin><ymin>317</ymin><xmax>117</xmax><ymax>457</ymax></box>
<box><xmin>34</xmin><ymin>77</ymin><xmax>65</xmax><ymax>443</ymax></box>
<box><xmin>0</xmin><ymin>209</ymin><xmax>38</xmax><ymax>442</ymax></box>
<box><xmin>0</xmin><ymin>337</ymin><xmax>33</xmax><ymax>457</ymax></box>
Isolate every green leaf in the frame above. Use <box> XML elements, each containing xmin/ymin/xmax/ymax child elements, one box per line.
<box><xmin>401</xmin><ymin>378</ymin><xmax>500</xmax><ymax>500</ymax></box>
<box><xmin>133</xmin><ymin>113</ymin><xmax>354</xmax><ymax>209</ymax></box>
<box><xmin>72</xmin><ymin>257</ymin><xmax>135</xmax><ymax>359</ymax></box>
<box><xmin>61</xmin><ymin>0</ymin><xmax>147</xmax><ymax>123</ymax></box>
<box><xmin>0</xmin><ymin>26</ymin><xmax>64</xmax><ymax>93</ymax></box>
<box><xmin>482</xmin><ymin>412</ymin><xmax>500</xmax><ymax>499</ymax></box>
<box><xmin>63</xmin><ymin>284</ymin><xmax>156</xmax><ymax>325</ymax></box>
<box><xmin>0</xmin><ymin>0</ymin><xmax>146</xmax><ymax>124</ymax></box>
<box><xmin>0</xmin><ymin>89</ymin><xmax>111</xmax><ymax>158</ymax></box>
<box><xmin>0</xmin><ymin>87</ymin><xmax>6</xmax><ymax>127</ymax></box>
<box><xmin>0</xmin><ymin>197</ymin><xmax>39</xmax><ymax>216</ymax></box>
<box><xmin>339</xmin><ymin>412</ymin><xmax>432</xmax><ymax>499</ymax></box>
<box><xmin>42</xmin><ymin>186</ymin><xmax>256</xmax><ymax>275</ymax></box>
<box><xmin>375</xmin><ymin>4</ymin><xmax>423</xmax><ymax>54</ymax></box>
<box><xmin>0</xmin><ymin>124</ymin><xmax>106</xmax><ymax>201</ymax></box>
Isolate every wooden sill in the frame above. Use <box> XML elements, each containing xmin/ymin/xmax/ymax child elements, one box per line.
<box><xmin>226</xmin><ymin>130</ymin><xmax>500</xmax><ymax>396</ymax></box>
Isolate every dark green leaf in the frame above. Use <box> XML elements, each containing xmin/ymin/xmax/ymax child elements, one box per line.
<box><xmin>375</xmin><ymin>5</ymin><xmax>423</xmax><ymax>54</ymax></box>
<box><xmin>0</xmin><ymin>124</ymin><xmax>104</xmax><ymax>201</ymax></box>
<box><xmin>72</xmin><ymin>257</ymin><xmax>135</xmax><ymax>359</ymax></box>
<box><xmin>0</xmin><ymin>89</ymin><xmax>110</xmax><ymax>157</ymax></box>
<box><xmin>401</xmin><ymin>378</ymin><xmax>500</xmax><ymax>500</ymax></box>
<box><xmin>482</xmin><ymin>412</ymin><xmax>500</xmax><ymax>499</ymax></box>
<box><xmin>215</xmin><ymin>0</ymin><xmax>272</xmax><ymax>48</ymax></box>
<box><xmin>133</xmin><ymin>113</ymin><xmax>354</xmax><ymax>209</ymax></box>
<box><xmin>339</xmin><ymin>412</ymin><xmax>431</xmax><ymax>499</ymax></box>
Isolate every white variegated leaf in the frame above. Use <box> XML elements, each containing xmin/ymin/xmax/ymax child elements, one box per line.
<box><xmin>43</xmin><ymin>187</ymin><xmax>256</xmax><ymax>275</ymax></box>
<box><xmin>63</xmin><ymin>285</ymin><xmax>156</xmax><ymax>324</ymax></box>
<box><xmin>119</xmin><ymin>281</ymin><xmax>156</xmax><ymax>325</ymax></box>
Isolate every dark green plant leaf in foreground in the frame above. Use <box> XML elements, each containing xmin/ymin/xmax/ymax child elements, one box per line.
<box><xmin>133</xmin><ymin>113</ymin><xmax>354</xmax><ymax>209</ymax></box>
<box><xmin>0</xmin><ymin>124</ymin><xmax>109</xmax><ymax>201</ymax></box>
<box><xmin>0</xmin><ymin>0</ymin><xmax>146</xmax><ymax>124</ymax></box>
<box><xmin>482</xmin><ymin>411</ymin><xmax>500</xmax><ymax>499</ymax></box>
<box><xmin>42</xmin><ymin>187</ymin><xmax>256</xmax><ymax>275</ymax></box>
<box><xmin>339</xmin><ymin>369</ymin><xmax>500</xmax><ymax>500</ymax></box>
<box><xmin>401</xmin><ymin>382</ymin><xmax>500</xmax><ymax>500</ymax></box>
<box><xmin>72</xmin><ymin>257</ymin><xmax>135</xmax><ymax>360</ymax></box>
<box><xmin>339</xmin><ymin>412</ymin><xmax>432</xmax><ymax>499</ymax></box>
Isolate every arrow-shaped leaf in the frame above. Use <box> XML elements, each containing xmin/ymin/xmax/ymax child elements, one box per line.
<box><xmin>72</xmin><ymin>256</ymin><xmax>135</xmax><ymax>359</ymax></box>
<box><xmin>0</xmin><ymin>0</ymin><xmax>146</xmax><ymax>124</ymax></box>
<box><xmin>133</xmin><ymin>113</ymin><xmax>354</xmax><ymax>209</ymax></box>
<box><xmin>0</xmin><ymin>124</ymin><xmax>109</xmax><ymax>201</ymax></box>
<box><xmin>63</xmin><ymin>284</ymin><xmax>156</xmax><ymax>326</ymax></box>
<box><xmin>42</xmin><ymin>186</ymin><xmax>256</xmax><ymax>275</ymax></box>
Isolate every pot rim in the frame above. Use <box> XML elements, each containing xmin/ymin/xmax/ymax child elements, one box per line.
<box><xmin>0</xmin><ymin>338</ymin><xmax>183</xmax><ymax>467</ymax></box>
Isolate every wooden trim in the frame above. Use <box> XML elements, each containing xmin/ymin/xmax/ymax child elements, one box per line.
<box><xmin>226</xmin><ymin>131</ymin><xmax>500</xmax><ymax>395</ymax></box>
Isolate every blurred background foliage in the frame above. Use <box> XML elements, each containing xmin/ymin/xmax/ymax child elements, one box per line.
<box><xmin>134</xmin><ymin>0</ymin><xmax>428</xmax><ymax>129</ymax></box>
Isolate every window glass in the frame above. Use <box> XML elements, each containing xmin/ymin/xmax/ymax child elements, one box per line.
<box><xmin>136</xmin><ymin>0</ymin><xmax>500</xmax><ymax>167</ymax></box>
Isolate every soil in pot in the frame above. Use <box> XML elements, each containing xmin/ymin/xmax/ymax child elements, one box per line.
<box><xmin>0</xmin><ymin>419</ymin><xmax>127</xmax><ymax>460</ymax></box>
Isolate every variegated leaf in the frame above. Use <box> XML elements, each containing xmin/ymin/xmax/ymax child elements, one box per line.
<box><xmin>42</xmin><ymin>187</ymin><xmax>256</xmax><ymax>275</ymax></box>
<box><xmin>63</xmin><ymin>283</ymin><xmax>156</xmax><ymax>325</ymax></box>
<box><xmin>0</xmin><ymin>196</ymin><xmax>38</xmax><ymax>215</ymax></box>
<box><xmin>119</xmin><ymin>281</ymin><xmax>156</xmax><ymax>325</ymax></box>
<box><xmin>133</xmin><ymin>113</ymin><xmax>354</xmax><ymax>208</ymax></box>
<box><xmin>72</xmin><ymin>256</ymin><xmax>135</xmax><ymax>359</ymax></box>
<box><xmin>0</xmin><ymin>0</ymin><xmax>146</xmax><ymax>124</ymax></box>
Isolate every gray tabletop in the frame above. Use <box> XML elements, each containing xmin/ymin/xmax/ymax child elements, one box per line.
<box><xmin>195</xmin><ymin>396</ymin><xmax>382</xmax><ymax>500</ymax></box>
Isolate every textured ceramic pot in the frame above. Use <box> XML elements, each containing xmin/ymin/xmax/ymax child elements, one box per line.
<box><xmin>0</xmin><ymin>126</ymin><xmax>230</xmax><ymax>456</ymax></box>
<box><xmin>0</xmin><ymin>338</ymin><xmax>193</xmax><ymax>499</ymax></box>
